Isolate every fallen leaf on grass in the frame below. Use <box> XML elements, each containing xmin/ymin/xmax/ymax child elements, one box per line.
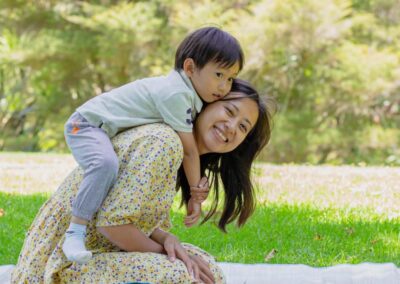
<box><xmin>371</xmin><ymin>239</ymin><xmax>380</xmax><ymax>245</ymax></box>
<box><xmin>264</xmin><ymin>249</ymin><xmax>278</xmax><ymax>262</ymax></box>
<box><xmin>0</xmin><ymin>208</ymin><xmax>4</xmax><ymax>217</ymax></box>
<box><xmin>314</xmin><ymin>234</ymin><xmax>323</xmax><ymax>240</ymax></box>
<box><xmin>345</xmin><ymin>227</ymin><xmax>355</xmax><ymax>236</ymax></box>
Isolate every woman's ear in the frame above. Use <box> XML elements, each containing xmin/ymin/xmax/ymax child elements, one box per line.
<box><xmin>183</xmin><ymin>58</ymin><xmax>196</xmax><ymax>77</ymax></box>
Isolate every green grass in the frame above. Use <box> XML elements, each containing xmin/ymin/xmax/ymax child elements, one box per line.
<box><xmin>1</xmin><ymin>192</ymin><xmax>399</xmax><ymax>266</ymax></box>
<box><xmin>171</xmin><ymin>203</ymin><xmax>400</xmax><ymax>266</ymax></box>
<box><xmin>1</xmin><ymin>153</ymin><xmax>399</xmax><ymax>266</ymax></box>
<box><xmin>0</xmin><ymin>192</ymin><xmax>50</xmax><ymax>265</ymax></box>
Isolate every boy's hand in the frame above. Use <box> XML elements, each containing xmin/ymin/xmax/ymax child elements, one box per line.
<box><xmin>184</xmin><ymin>199</ymin><xmax>201</xmax><ymax>227</ymax></box>
<box><xmin>184</xmin><ymin>177</ymin><xmax>209</xmax><ymax>227</ymax></box>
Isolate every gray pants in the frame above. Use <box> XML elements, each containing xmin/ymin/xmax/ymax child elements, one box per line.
<box><xmin>64</xmin><ymin>112</ymin><xmax>119</xmax><ymax>220</ymax></box>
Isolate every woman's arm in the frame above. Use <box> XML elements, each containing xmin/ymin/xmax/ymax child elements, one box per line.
<box><xmin>150</xmin><ymin>227</ymin><xmax>170</xmax><ymax>245</ymax></box>
<box><xmin>99</xmin><ymin>225</ymin><xmax>214</xmax><ymax>283</ymax></box>
<box><xmin>97</xmin><ymin>224</ymin><xmax>164</xmax><ymax>253</ymax></box>
<box><xmin>151</xmin><ymin>228</ymin><xmax>215</xmax><ymax>283</ymax></box>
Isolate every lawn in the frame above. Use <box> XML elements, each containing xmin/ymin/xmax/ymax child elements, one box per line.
<box><xmin>1</xmin><ymin>153</ymin><xmax>399</xmax><ymax>266</ymax></box>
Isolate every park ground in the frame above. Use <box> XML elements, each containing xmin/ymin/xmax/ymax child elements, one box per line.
<box><xmin>0</xmin><ymin>153</ymin><xmax>399</xmax><ymax>266</ymax></box>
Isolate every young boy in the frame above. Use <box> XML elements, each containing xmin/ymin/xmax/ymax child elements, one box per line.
<box><xmin>63</xmin><ymin>26</ymin><xmax>244</xmax><ymax>264</ymax></box>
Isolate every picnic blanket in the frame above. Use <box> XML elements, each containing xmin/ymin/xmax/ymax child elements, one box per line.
<box><xmin>218</xmin><ymin>262</ymin><xmax>400</xmax><ymax>284</ymax></box>
<box><xmin>1</xmin><ymin>262</ymin><xmax>399</xmax><ymax>283</ymax></box>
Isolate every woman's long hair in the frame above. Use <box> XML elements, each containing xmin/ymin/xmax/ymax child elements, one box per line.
<box><xmin>177</xmin><ymin>79</ymin><xmax>275</xmax><ymax>232</ymax></box>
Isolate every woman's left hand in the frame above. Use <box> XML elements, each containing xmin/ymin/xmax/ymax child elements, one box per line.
<box><xmin>162</xmin><ymin>233</ymin><xmax>195</xmax><ymax>277</ymax></box>
<box><xmin>189</xmin><ymin>254</ymin><xmax>215</xmax><ymax>284</ymax></box>
<box><xmin>162</xmin><ymin>233</ymin><xmax>215</xmax><ymax>283</ymax></box>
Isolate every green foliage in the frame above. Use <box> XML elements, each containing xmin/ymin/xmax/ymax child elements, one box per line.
<box><xmin>242</xmin><ymin>0</ymin><xmax>400</xmax><ymax>165</ymax></box>
<box><xmin>0</xmin><ymin>0</ymin><xmax>399</xmax><ymax>165</ymax></box>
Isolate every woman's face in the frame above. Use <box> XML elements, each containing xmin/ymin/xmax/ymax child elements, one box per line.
<box><xmin>195</xmin><ymin>93</ymin><xmax>259</xmax><ymax>154</ymax></box>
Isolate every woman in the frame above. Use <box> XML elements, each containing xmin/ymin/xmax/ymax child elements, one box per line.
<box><xmin>12</xmin><ymin>79</ymin><xmax>273</xmax><ymax>284</ymax></box>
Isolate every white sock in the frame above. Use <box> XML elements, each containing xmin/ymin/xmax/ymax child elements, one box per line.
<box><xmin>62</xmin><ymin>223</ymin><xmax>92</xmax><ymax>264</ymax></box>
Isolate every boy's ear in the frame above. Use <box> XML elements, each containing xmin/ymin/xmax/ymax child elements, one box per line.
<box><xmin>183</xmin><ymin>58</ymin><xmax>196</xmax><ymax>77</ymax></box>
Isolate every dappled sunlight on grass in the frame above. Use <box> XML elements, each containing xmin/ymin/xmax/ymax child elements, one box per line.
<box><xmin>254</xmin><ymin>163</ymin><xmax>400</xmax><ymax>220</ymax></box>
<box><xmin>0</xmin><ymin>153</ymin><xmax>76</xmax><ymax>194</ymax></box>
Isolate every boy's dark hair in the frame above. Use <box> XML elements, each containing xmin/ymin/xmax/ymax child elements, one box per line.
<box><xmin>175</xmin><ymin>27</ymin><xmax>244</xmax><ymax>71</ymax></box>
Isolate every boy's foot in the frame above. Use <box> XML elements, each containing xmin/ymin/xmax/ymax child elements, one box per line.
<box><xmin>62</xmin><ymin>223</ymin><xmax>92</xmax><ymax>264</ymax></box>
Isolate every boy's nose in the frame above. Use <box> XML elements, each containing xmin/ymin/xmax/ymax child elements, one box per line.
<box><xmin>218</xmin><ymin>81</ymin><xmax>229</xmax><ymax>94</ymax></box>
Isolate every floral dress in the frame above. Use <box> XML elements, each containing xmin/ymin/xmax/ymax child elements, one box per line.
<box><xmin>12</xmin><ymin>123</ymin><xmax>225</xmax><ymax>283</ymax></box>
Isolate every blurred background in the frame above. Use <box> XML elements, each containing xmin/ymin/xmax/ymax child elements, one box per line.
<box><xmin>0</xmin><ymin>0</ymin><xmax>399</xmax><ymax>165</ymax></box>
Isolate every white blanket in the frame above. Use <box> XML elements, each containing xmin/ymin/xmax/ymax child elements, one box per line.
<box><xmin>0</xmin><ymin>265</ymin><xmax>14</xmax><ymax>284</ymax></box>
<box><xmin>1</xmin><ymin>263</ymin><xmax>399</xmax><ymax>284</ymax></box>
<box><xmin>218</xmin><ymin>262</ymin><xmax>400</xmax><ymax>284</ymax></box>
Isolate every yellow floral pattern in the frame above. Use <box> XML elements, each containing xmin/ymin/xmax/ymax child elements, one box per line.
<box><xmin>12</xmin><ymin>123</ymin><xmax>225</xmax><ymax>283</ymax></box>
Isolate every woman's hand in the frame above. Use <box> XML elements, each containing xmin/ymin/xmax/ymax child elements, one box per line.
<box><xmin>189</xmin><ymin>254</ymin><xmax>216</xmax><ymax>284</ymax></box>
<box><xmin>162</xmin><ymin>233</ymin><xmax>215</xmax><ymax>283</ymax></box>
<box><xmin>191</xmin><ymin>177</ymin><xmax>209</xmax><ymax>203</ymax></box>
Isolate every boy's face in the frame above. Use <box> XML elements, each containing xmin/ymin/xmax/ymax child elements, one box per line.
<box><xmin>184</xmin><ymin>60</ymin><xmax>240</xmax><ymax>103</ymax></box>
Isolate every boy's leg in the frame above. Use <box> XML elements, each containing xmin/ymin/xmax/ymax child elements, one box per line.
<box><xmin>63</xmin><ymin>112</ymin><xmax>119</xmax><ymax>263</ymax></box>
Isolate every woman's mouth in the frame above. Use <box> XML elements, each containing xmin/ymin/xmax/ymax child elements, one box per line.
<box><xmin>213</xmin><ymin>126</ymin><xmax>228</xmax><ymax>143</ymax></box>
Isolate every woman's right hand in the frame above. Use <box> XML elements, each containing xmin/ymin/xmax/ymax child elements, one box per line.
<box><xmin>191</xmin><ymin>177</ymin><xmax>210</xmax><ymax>203</ymax></box>
<box><xmin>184</xmin><ymin>199</ymin><xmax>202</xmax><ymax>227</ymax></box>
<box><xmin>163</xmin><ymin>233</ymin><xmax>215</xmax><ymax>283</ymax></box>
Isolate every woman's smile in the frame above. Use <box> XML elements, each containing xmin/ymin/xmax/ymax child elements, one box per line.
<box><xmin>195</xmin><ymin>96</ymin><xmax>259</xmax><ymax>154</ymax></box>
<box><xmin>213</xmin><ymin>125</ymin><xmax>228</xmax><ymax>143</ymax></box>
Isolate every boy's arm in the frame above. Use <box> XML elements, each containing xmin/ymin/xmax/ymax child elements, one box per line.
<box><xmin>177</xmin><ymin>131</ymin><xmax>201</xmax><ymax>187</ymax></box>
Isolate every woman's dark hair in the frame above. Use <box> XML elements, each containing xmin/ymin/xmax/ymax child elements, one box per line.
<box><xmin>177</xmin><ymin>79</ymin><xmax>275</xmax><ymax>232</ymax></box>
<box><xmin>175</xmin><ymin>26</ymin><xmax>244</xmax><ymax>71</ymax></box>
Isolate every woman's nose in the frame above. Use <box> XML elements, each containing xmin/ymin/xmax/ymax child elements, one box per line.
<box><xmin>225</xmin><ymin>120</ymin><xmax>236</xmax><ymax>136</ymax></box>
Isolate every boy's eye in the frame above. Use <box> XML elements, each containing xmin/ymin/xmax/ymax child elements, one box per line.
<box><xmin>216</xmin><ymin>72</ymin><xmax>223</xmax><ymax>78</ymax></box>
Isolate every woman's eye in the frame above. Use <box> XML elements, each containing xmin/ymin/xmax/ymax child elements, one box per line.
<box><xmin>225</xmin><ymin>107</ymin><xmax>233</xmax><ymax>116</ymax></box>
<box><xmin>240</xmin><ymin>124</ymin><xmax>247</xmax><ymax>132</ymax></box>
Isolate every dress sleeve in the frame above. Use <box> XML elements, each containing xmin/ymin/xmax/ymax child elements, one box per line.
<box><xmin>95</xmin><ymin>124</ymin><xmax>183</xmax><ymax>236</ymax></box>
<box><xmin>159</xmin><ymin>211</ymin><xmax>172</xmax><ymax>231</ymax></box>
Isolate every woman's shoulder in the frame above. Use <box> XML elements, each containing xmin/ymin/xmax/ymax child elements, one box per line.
<box><xmin>111</xmin><ymin>123</ymin><xmax>184</xmax><ymax>172</ymax></box>
<box><xmin>134</xmin><ymin>123</ymin><xmax>181</xmax><ymax>143</ymax></box>
<box><xmin>113</xmin><ymin>123</ymin><xmax>183</xmax><ymax>150</ymax></box>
